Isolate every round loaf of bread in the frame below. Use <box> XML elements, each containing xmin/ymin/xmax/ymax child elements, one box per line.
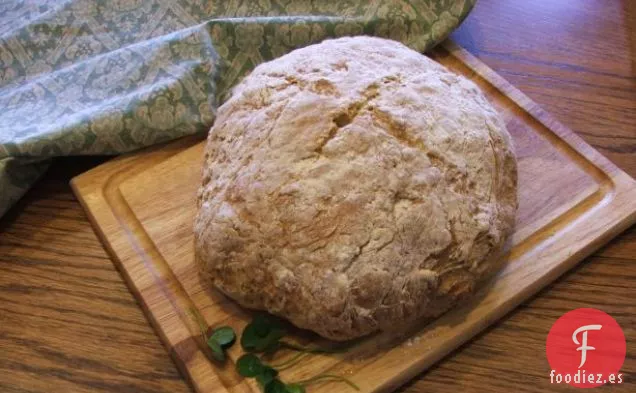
<box><xmin>194</xmin><ymin>36</ymin><xmax>517</xmax><ymax>341</ymax></box>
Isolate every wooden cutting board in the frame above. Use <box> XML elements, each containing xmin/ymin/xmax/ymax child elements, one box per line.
<box><xmin>71</xmin><ymin>41</ymin><xmax>636</xmax><ymax>393</ymax></box>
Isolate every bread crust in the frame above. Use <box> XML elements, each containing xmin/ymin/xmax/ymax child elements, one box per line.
<box><xmin>195</xmin><ymin>37</ymin><xmax>517</xmax><ymax>341</ymax></box>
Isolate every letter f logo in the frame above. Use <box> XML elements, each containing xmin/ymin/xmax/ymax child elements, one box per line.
<box><xmin>572</xmin><ymin>324</ymin><xmax>602</xmax><ymax>368</ymax></box>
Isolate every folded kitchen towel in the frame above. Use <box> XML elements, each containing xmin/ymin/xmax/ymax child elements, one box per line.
<box><xmin>0</xmin><ymin>0</ymin><xmax>475</xmax><ymax>217</ymax></box>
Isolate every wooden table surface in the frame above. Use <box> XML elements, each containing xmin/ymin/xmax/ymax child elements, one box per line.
<box><xmin>1</xmin><ymin>1</ymin><xmax>634</xmax><ymax>392</ymax></box>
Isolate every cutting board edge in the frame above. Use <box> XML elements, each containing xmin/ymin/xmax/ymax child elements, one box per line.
<box><xmin>71</xmin><ymin>175</ymin><xmax>237</xmax><ymax>393</ymax></box>
<box><xmin>442</xmin><ymin>40</ymin><xmax>625</xmax><ymax>185</ymax></box>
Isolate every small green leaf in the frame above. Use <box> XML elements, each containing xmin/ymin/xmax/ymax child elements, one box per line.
<box><xmin>241</xmin><ymin>316</ymin><xmax>286</xmax><ymax>353</ymax></box>
<box><xmin>253</xmin><ymin>314</ymin><xmax>283</xmax><ymax>336</ymax></box>
<box><xmin>255</xmin><ymin>366</ymin><xmax>278</xmax><ymax>388</ymax></box>
<box><xmin>285</xmin><ymin>383</ymin><xmax>305</xmax><ymax>393</ymax></box>
<box><xmin>236</xmin><ymin>354</ymin><xmax>263</xmax><ymax>377</ymax></box>
<box><xmin>264</xmin><ymin>379</ymin><xmax>287</xmax><ymax>393</ymax></box>
<box><xmin>251</xmin><ymin>314</ymin><xmax>270</xmax><ymax>337</ymax></box>
<box><xmin>207</xmin><ymin>337</ymin><xmax>225</xmax><ymax>362</ymax></box>
<box><xmin>211</xmin><ymin>326</ymin><xmax>236</xmax><ymax>347</ymax></box>
<box><xmin>260</xmin><ymin>329</ymin><xmax>286</xmax><ymax>352</ymax></box>
<box><xmin>240</xmin><ymin>323</ymin><xmax>262</xmax><ymax>352</ymax></box>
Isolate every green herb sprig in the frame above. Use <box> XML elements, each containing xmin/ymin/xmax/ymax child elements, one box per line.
<box><xmin>189</xmin><ymin>308</ymin><xmax>236</xmax><ymax>362</ymax></box>
<box><xmin>236</xmin><ymin>314</ymin><xmax>359</xmax><ymax>392</ymax></box>
<box><xmin>189</xmin><ymin>310</ymin><xmax>358</xmax><ymax>392</ymax></box>
<box><xmin>237</xmin><ymin>352</ymin><xmax>358</xmax><ymax>392</ymax></box>
<box><xmin>240</xmin><ymin>314</ymin><xmax>287</xmax><ymax>353</ymax></box>
<box><xmin>240</xmin><ymin>314</ymin><xmax>344</xmax><ymax>355</ymax></box>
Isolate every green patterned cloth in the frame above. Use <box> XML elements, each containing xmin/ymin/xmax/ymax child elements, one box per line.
<box><xmin>0</xmin><ymin>0</ymin><xmax>475</xmax><ymax>217</ymax></box>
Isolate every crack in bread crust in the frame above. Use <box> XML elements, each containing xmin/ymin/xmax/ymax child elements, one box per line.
<box><xmin>194</xmin><ymin>37</ymin><xmax>518</xmax><ymax>341</ymax></box>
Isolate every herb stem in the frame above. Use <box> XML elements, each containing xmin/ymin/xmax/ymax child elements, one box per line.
<box><xmin>296</xmin><ymin>374</ymin><xmax>360</xmax><ymax>391</ymax></box>
<box><xmin>270</xmin><ymin>351</ymin><xmax>308</xmax><ymax>370</ymax></box>
<box><xmin>279</xmin><ymin>341</ymin><xmax>342</xmax><ymax>354</ymax></box>
<box><xmin>188</xmin><ymin>308</ymin><xmax>209</xmax><ymax>341</ymax></box>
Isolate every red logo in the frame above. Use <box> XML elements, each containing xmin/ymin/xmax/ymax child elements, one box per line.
<box><xmin>546</xmin><ymin>308</ymin><xmax>626</xmax><ymax>388</ymax></box>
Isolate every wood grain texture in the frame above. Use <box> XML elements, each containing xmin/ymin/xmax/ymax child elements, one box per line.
<box><xmin>1</xmin><ymin>1</ymin><xmax>635</xmax><ymax>392</ymax></box>
<box><xmin>69</xmin><ymin>41</ymin><xmax>636</xmax><ymax>393</ymax></box>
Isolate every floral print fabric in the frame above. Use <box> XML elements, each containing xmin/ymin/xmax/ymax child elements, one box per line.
<box><xmin>0</xmin><ymin>0</ymin><xmax>475</xmax><ymax>216</ymax></box>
